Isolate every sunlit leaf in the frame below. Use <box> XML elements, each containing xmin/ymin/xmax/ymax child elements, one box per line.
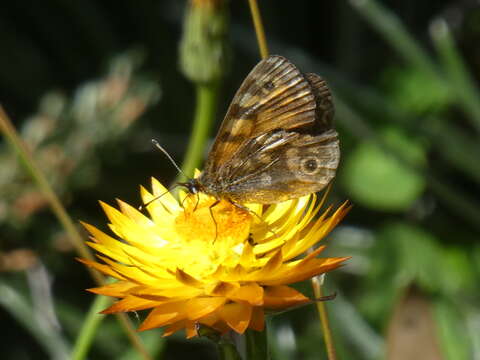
<box><xmin>342</xmin><ymin>127</ymin><xmax>426</xmax><ymax>211</ymax></box>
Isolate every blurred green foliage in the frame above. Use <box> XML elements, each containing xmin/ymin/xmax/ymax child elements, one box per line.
<box><xmin>342</xmin><ymin>126</ymin><xmax>426</xmax><ymax>210</ymax></box>
<box><xmin>1</xmin><ymin>1</ymin><xmax>480</xmax><ymax>359</ymax></box>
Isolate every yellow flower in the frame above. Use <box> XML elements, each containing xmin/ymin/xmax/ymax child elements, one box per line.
<box><xmin>79</xmin><ymin>177</ymin><xmax>350</xmax><ymax>338</ymax></box>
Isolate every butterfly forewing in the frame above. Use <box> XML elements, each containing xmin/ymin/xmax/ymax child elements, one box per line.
<box><xmin>203</xmin><ymin>56</ymin><xmax>318</xmax><ymax>175</ymax></box>
<box><xmin>197</xmin><ymin>55</ymin><xmax>340</xmax><ymax>204</ymax></box>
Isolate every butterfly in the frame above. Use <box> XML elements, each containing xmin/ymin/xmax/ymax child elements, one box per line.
<box><xmin>183</xmin><ymin>55</ymin><xmax>340</xmax><ymax>205</ymax></box>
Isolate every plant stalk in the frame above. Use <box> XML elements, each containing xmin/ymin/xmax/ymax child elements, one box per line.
<box><xmin>248</xmin><ymin>0</ymin><xmax>269</xmax><ymax>59</ymax></box>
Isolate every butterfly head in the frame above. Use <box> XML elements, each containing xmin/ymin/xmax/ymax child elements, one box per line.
<box><xmin>179</xmin><ymin>178</ymin><xmax>203</xmax><ymax>195</ymax></box>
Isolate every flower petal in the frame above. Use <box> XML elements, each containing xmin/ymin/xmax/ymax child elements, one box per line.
<box><xmin>206</xmin><ymin>281</ymin><xmax>239</xmax><ymax>296</ymax></box>
<box><xmin>219</xmin><ymin>302</ymin><xmax>252</xmax><ymax>334</ymax></box>
<box><xmin>175</xmin><ymin>268</ymin><xmax>203</xmax><ymax>287</ymax></box>
<box><xmin>102</xmin><ymin>295</ymin><xmax>163</xmax><ymax>314</ymax></box>
<box><xmin>228</xmin><ymin>283</ymin><xmax>264</xmax><ymax>306</ymax></box>
<box><xmin>87</xmin><ymin>281</ymin><xmax>138</xmax><ymax>297</ymax></box>
<box><xmin>162</xmin><ymin>320</ymin><xmax>197</xmax><ymax>338</ymax></box>
<box><xmin>139</xmin><ymin>301</ymin><xmax>186</xmax><ymax>331</ymax></box>
<box><xmin>162</xmin><ymin>321</ymin><xmax>186</xmax><ymax>337</ymax></box>
<box><xmin>150</xmin><ymin>177</ymin><xmax>181</xmax><ymax>213</ymax></box>
<box><xmin>261</xmin><ymin>256</ymin><xmax>349</xmax><ymax>286</ymax></box>
<box><xmin>249</xmin><ymin>307</ymin><xmax>265</xmax><ymax>331</ymax></box>
<box><xmin>79</xmin><ymin>177</ymin><xmax>349</xmax><ymax>337</ymax></box>
<box><xmin>77</xmin><ymin>257</ymin><xmax>126</xmax><ymax>280</ymax></box>
<box><xmin>186</xmin><ymin>297</ymin><xmax>227</xmax><ymax>320</ymax></box>
<box><xmin>246</xmin><ymin>250</ymin><xmax>283</xmax><ymax>281</ymax></box>
<box><xmin>263</xmin><ymin>286</ymin><xmax>310</xmax><ymax>309</ymax></box>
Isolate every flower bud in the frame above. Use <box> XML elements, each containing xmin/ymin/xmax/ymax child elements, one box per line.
<box><xmin>179</xmin><ymin>0</ymin><xmax>230</xmax><ymax>84</ymax></box>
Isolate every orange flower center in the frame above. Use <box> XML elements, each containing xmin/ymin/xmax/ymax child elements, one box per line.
<box><xmin>175</xmin><ymin>197</ymin><xmax>252</xmax><ymax>246</ymax></box>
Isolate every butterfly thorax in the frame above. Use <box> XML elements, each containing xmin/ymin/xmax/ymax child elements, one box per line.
<box><xmin>194</xmin><ymin>173</ymin><xmax>232</xmax><ymax>201</ymax></box>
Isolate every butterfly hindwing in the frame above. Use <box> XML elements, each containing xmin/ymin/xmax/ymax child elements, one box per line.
<box><xmin>214</xmin><ymin>128</ymin><xmax>340</xmax><ymax>203</ymax></box>
<box><xmin>305</xmin><ymin>73</ymin><xmax>334</xmax><ymax>129</ymax></box>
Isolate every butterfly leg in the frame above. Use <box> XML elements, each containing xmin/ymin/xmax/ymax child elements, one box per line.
<box><xmin>178</xmin><ymin>191</ymin><xmax>200</xmax><ymax>220</ymax></box>
<box><xmin>229</xmin><ymin>201</ymin><xmax>277</xmax><ymax>239</ymax></box>
<box><xmin>314</xmin><ymin>291</ymin><xmax>337</xmax><ymax>302</ymax></box>
<box><xmin>193</xmin><ymin>192</ymin><xmax>200</xmax><ymax>212</ymax></box>
<box><xmin>208</xmin><ymin>199</ymin><xmax>220</xmax><ymax>242</ymax></box>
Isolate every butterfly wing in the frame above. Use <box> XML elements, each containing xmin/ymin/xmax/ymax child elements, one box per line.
<box><xmin>202</xmin><ymin>55</ymin><xmax>319</xmax><ymax>175</ymax></box>
<box><xmin>199</xmin><ymin>55</ymin><xmax>339</xmax><ymax>203</ymax></box>
<box><xmin>217</xmin><ymin>128</ymin><xmax>340</xmax><ymax>203</ymax></box>
<box><xmin>304</xmin><ymin>73</ymin><xmax>335</xmax><ymax>130</ymax></box>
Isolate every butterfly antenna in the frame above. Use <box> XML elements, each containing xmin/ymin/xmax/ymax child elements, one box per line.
<box><xmin>138</xmin><ymin>184</ymin><xmax>179</xmax><ymax>211</ymax></box>
<box><xmin>151</xmin><ymin>139</ymin><xmax>189</xmax><ymax>180</ymax></box>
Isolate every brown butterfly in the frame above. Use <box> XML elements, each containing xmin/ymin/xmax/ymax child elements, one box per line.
<box><xmin>184</xmin><ymin>55</ymin><xmax>340</xmax><ymax>205</ymax></box>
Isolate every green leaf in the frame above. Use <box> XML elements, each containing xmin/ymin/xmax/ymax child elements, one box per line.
<box><xmin>360</xmin><ymin>222</ymin><xmax>442</xmax><ymax>321</ymax></box>
<box><xmin>439</xmin><ymin>246</ymin><xmax>477</xmax><ymax>296</ymax></box>
<box><xmin>378</xmin><ymin>222</ymin><xmax>441</xmax><ymax>291</ymax></box>
<box><xmin>342</xmin><ymin>126</ymin><xmax>426</xmax><ymax>211</ymax></box>
<box><xmin>434</xmin><ymin>299</ymin><xmax>472</xmax><ymax>360</ymax></box>
<box><xmin>383</xmin><ymin>66</ymin><xmax>451</xmax><ymax>115</ymax></box>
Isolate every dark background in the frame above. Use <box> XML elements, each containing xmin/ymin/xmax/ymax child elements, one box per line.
<box><xmin>1</xmin><ymin>1</ymin><xmax>479</xmax><ymax>359</ymax></box>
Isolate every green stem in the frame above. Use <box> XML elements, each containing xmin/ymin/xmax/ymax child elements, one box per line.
<box><xmin>0</xmin><ymin>107</ymin><xmax>152</xmax><ymax>360</ymax></box>
<box><xmin>350</xmin><ymin>0</ymin><xmax>440</xmax><ymax>80</ymax></box>
<box><xmin>0</xmin><ymin>107</ymin><xmax>100</xmax><ymax>282</ymax></box>
<box><xmin>71</xmin><ymin>295</ymin><xmax>111</xmax><ymax>360</ymax></box>
<box><xmin>430</xmin><ymin>19</ymin><xmax>480</xmax><ymax>133</ymax></box>
<box><xmin>180</xmin><ymin>82</ymin><xmax>220</xmax><ymax>180</ymax></box>
<box><xmin>421</xmin><ymin>117</ymin><xmax>480</xmax><ymax>185</ymax></box>
<box><xmin>217</xmin><ymin>339</ymin><xmax>243</xmax><ymax>360</ymax></box>
<box><xmin>246</xmin><ymin>329</ymin><xmax>269</xmax><ymax>360</ymax></box>
<box><xmin>311</xmin><ymin>276</ymin><xmax>337</xmax><ymax>360</ymax></box>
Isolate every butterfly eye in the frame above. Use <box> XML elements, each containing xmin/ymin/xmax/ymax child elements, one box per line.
<box><xmin>263</xmin><ymin>81</ymin><xmax>275</xmax><ymax>90</ymax></box>
<box><xmin>301</xmin><ymin>158</ymin><xmax>319</xmax><ymax>175</ymax></box>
